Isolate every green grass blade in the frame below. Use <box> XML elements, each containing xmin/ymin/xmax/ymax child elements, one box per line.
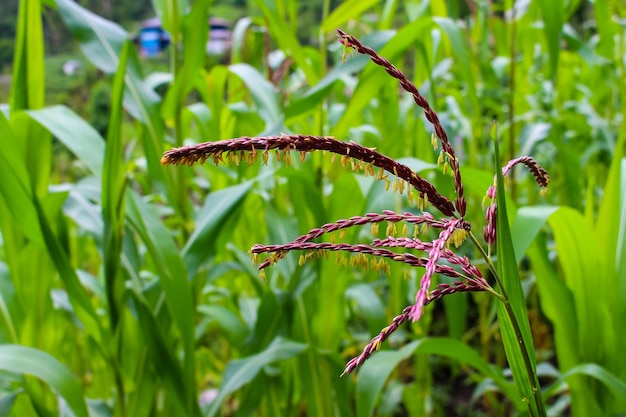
<box><xmin>0</xmin><ymin>345</ymin><xmax>88</xmax><ymax>417</ymax></box>
<box><xmin>254</xmin><ymin>0</ymin><xmax>318</xmax><ymax>83</ymax></box>
<box><xmin>547</xmin><ymin>207</ymin><xmax>606</xmax><ymax>362</ymax></box>
<box><xmin>593</xmin><ymin>0</ymin><xmax>615</xmax><ymax>58</ymax></box>
<box><xmin>321</xmin><ymin>0</ymin><xmax>381</xmax><ymax>32</ymax></box>
<box><xmin>131</xmin><ymin>292</ymin><xmax>200</xmax><ymax>417</ymax></box>
<box><xmin>102</xmin><ymin>41</ymin><xmax>130</xmax><ymax>328</ymax></box>
<box><xmin>32</xmin><ymin>195</ymin><xmax>102</xmax><ymax>343</ymax></box>
<box><xmin>162</xmin><ymin>0</ymin><xmax>212</xmax><ymax>130</ymax></box>
<box><xmin>537</xmin><ymin>0</ymin><xmax>564</xmax><ymax>79</ymax></box>
<box><xmin>10</xmin><ymin>0</ymin><xmax>44</xmax><ymax>111</ymax></box>
<box><xmin>595</xmin><ymin>133</ymin><xmax>624</xmax><ymax>283</ymax></box>
<box><xmin>125</xmin><ymin>190</ymin><xmax>196</xmax><ymax>404</ymax></box>
<box><xmin>0</xmin><ymin>113</ymin><xmax>44</xmax><ymax>245</ymax></box>
<box><xmin>10</xmin><ymin>0</ymin><xmax>50</xmax><ymax>197</ymax></box>
<box><xmin>527</xmin><ymin>234</ymin><xmax>601</xmax><ymax>416</ymax></box>
<box><xmin>152</xmin><ymin>0</ymin><xmax>188</xmax><ymax>36</ymax></box>
<box><xmin>492</xmin><ymin>125</ymin><xmax>545</xmax><ymax>416</ymax></box>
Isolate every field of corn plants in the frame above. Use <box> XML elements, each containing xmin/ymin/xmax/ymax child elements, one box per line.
<box><xmin>1</xmin><ymin>0</ymin><xmax>625</xmax><ymax>416</ymax></box>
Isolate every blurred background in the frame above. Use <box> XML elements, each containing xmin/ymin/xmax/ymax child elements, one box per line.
<box><xmin>0</xmin><ymin>0</ymin><xmax>625</xmax><ymax>416</ymax></box>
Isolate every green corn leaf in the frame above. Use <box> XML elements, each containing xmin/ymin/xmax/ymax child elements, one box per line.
<box><xmin>492</xmin><ymin>124</ymin><xmax>545</xmax><ymax>416</ymax></box>
<box><xmin>527</xmin><ymin>234</ymin><xmax>601</xmax><ymax>416</ymax></box>
<box><xmin>11</xmin><ymin>0</ymin><xmax>44</xmax><ymax>110</ymax></box>
<box><xmin>345</xmin><ymin>284</ymin><xmax>386</xmax><ymax>338</ymax></box>
<box><xmin>510</xmin><ymin>206</ymin><xmax>559</xmax><ymax>263</ymax></box>
<box><xmin>0</xmin><ymin>391</ymin><xmax>18</xmax><ymax>416</ymax></box>
<box><xmin>56</xmin><ymin>0</ymin><xmax>171</xmax><ymax>195</ymax></box>
<box><xmin>537</xmin><ymin>0</ymin><xmax>564</xmax><ymax>79</ymax></box>
<box><xmin>432</xmin><ymin>17</ymin><xmax>476</xmax><ymax>98</ymax></box>
<box><xmin>0</xmin><ymin>113</ymin><xmax>44</xmax><ymax>245</ymax></box>
<box><xmin>543</xmin><ymin>363</ymin><xmax>626</xmax><ymax>401</ymax></box>
<box><xmin>0</xmin><ymin>345</ymin><xmax>88</xmax><ymax>417</ymax></box>
<box><xmin>102</xmin><ymin>41</ymin><xmax>130</xmax><ymax>328</ymax></box>
<box><xmin>10</xmin><ymin>0</ymin><xmax>50</xmax><ymax>197</ymax></box>
<box><xmin>229</xmin><ymin>64</ymin><xmax>281</xmax><ymax>130</ymax></box>
<box><xmin>547</xmin><ymin>207</ymin><xmax>606</xmax><ymax>363</ymax></box>
<box><xmin>28</xmin><ymin>105</ymin><xmax>105</xmax><ymax>177</ymax></box>
<box><xmin>285</xmin><ymin>53</ymin><xmax>370</xmax><ymax>120</ymax></box>
<box><xmin>152</xmin><ymin>0</ymin><xmax>188</xmax><ymax>35</ymax></box>
<box><xmin>332</xmin><ymin>26</ymin><xmax>421</xmax><ymax>139</ymax></box>
<box><xmin>281</xmin><ymin>167</ymin><xmax>326</xmax><ymax>232</ymax></box>
<box><xmin>125</xmin><ymin>190</ymin><xmax>196</xmax><ymax>401</ymax></box>
<box><xmin>55</xmin><ymin>0</ymin><xmax>127</xmax><ymax>74</ymax></box>
<box><xmin>33</xmin><ymin>195</ymin><xmax>103</xmax><ymax>343</ymax></box>
<box><xmin>205</xmin><ymin>337</ymin><xmax>308</xmax><ymax>417</ymax></box>
<box><xmin>161</xmin><ymin>0</ymin><xmax>212</xmax><ymax>132</ymax></box>
<box><xmin>197</xmin><ymin>305</ymin><xmax>248</xmax><ymax>345</ymax></box>
<box><xmin>0</xmin><ymin>263</ymin><xmax>19</xmax><ymax>344</ymax></box>
<box><xmin>246</xmin><ymin>289</ymin><xmax>288</xmax><ymax>352</ymax></box>
<box><xmin>355</xmin><ymin>338</ymin><xmax>518</xmax><ymax>417</ymax></box>
<box><xmin>131</xmin><ymin>292</ymin><xmax>201</xmax><ymax>417</ymax></box>
<box><xmin>321</xmin><ymin>0</ymin><xmax>382</xmax><ymax>32</ymax></box>
<box><xmin>182</xmin><ymin>181</ymin><xmax>253</xmax><ymax>278</ymax></box>
<box><xmin>183</xmin><ymin>102</ymin><xmax>213</xmax><ymax>140</ymax></box>
<box><xmin>592</xmin><ymin>0</ymin><xmax>614</xmax><ymax>59</ymax></box>
<box><xmin>595</xmin><ymin>133</ymin><xmax>625</xmax><ymax>284</ymax></box>
<box><xmin>290</xmin><ymin>266</ymin><xmax>337</xmax><ymax>416</ymax></box>
<box><xmin>254</xmin><ymin>0</ymin><xmax>318</xmax><ymax>83</ymax></box>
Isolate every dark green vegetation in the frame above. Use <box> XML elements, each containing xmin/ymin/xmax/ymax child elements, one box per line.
<box><xmin>1</xmin><ymin>0</ymin><xmax>625</xmax><ymax>416</ymax></box>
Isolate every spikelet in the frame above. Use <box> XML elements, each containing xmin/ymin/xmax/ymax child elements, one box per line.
<box><xmin>449</xmin><ymin>228</ymin><xmax>468</xmax><ymax>248</ymax></box>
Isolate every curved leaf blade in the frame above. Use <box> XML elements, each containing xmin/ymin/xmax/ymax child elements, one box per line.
<box><xmin>182</xmin><ymin>181</ymin><xmax>253</xmax><ymax>278</ymax></box>
<box><xmin>28</xmin><ymin>105</ymin><xmax>105</xmax><ymax>177</ymax></box>
<box><xmin>205</xmin><ymin>337</ymin><xmax>308</xmax><ymax>417</ymax></box>
<box><xmin>56</xmin><ymin>0</ymin><xmax>127</xmax><ymax>73</ymax></box>
<box><xmin>0</xmin><ymin>345</ymin><xmax>88</xmax><ymax>417</ymax></box>
<box><xmin>356</xmin><ymin>338</ymin><xmax>516</xmax><ymax>417</ymax></box>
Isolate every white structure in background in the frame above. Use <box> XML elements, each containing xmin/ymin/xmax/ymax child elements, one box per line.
<box><xmin>206</xmin><ymin>18</ymin><xmax>232</xmax><ymax>56</ymax></box>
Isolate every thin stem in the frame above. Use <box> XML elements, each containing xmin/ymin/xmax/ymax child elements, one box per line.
<box><xmin>468</xmin><ymin>231</ymin><xmax>498</xmax><ymax>279</ymax></box>
<box><xmin>469</xmin><ymin>234</ymin><xmax>544</xmax><ymax>416</ymax></box>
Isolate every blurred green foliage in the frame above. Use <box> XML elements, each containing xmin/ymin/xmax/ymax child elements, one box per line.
<box><xmin>0</xmin><ymin>0</ymin><xmax>625</xmax><ymax>416</ymax></box>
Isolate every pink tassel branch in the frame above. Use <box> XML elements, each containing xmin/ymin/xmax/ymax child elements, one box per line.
<box><xmin>161</xmin><ymin>30</ymin><xmax>550</xmax><ymax>375</ymax></box>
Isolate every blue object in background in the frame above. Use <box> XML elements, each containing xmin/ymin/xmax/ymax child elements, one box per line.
<box><xmin>139</xmin><ymin>18</ymin><xmax>170</xmax><ymax>57</ymax></box>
